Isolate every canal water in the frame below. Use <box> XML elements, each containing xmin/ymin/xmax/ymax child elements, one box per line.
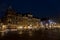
<box><xmin>0</xmin><ymin>29</ymin><xmax>60</xmax><ymax>40</ymax></box>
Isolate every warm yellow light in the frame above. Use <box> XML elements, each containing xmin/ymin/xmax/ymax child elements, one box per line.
<box><xmin>17</xmin><ymin>26</ymin><xmax>23</xmax><ymax>30</ymax></box>
<box><xmin>2</xmin><ymin>25</ymin><xmax>6</xmax><ymax>29</ymax></box>
<box><xmin>28</xmin><ymin>26</ymin><xmax>32</xmax><ymax>29</ymax></box>
<box><xmin>49</xmin><ymin>25</ymin><xmax>52</xmax><ymax>28</ymax></box>
<box><xmin>24</xmin><ymin>26</ymin><xmax>28</xmax><ymax>30</ymax></box>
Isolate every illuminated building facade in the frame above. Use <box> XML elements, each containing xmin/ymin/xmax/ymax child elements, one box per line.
<box><xmin>0</xmin><ymin>7</ymin><xmax>41</xmax><ymax>36</ymax></box>
<box><xmin>0</xmin><ymin>7</ymin><xmax>60</xmax><ymax>36</ymax></box>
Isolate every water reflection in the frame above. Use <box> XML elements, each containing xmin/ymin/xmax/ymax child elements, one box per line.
<box><xmin>29</xmin><ymin>31</ymin><xmax>33</xmax><ymax>36</ymax></box>
<box><xmin>19</xmin><ymin>31</ymin><xmax>23</xmax><ymax>34</ymax></box>
<box><xmin>1</xmin><ymin>32</ymin><xmax>5</xmax><ymax>36</ymax></box>
<box><xmin>0</xmin><ymin>28</ymin><xmax>60</xmax><ymax>40</ymax></box>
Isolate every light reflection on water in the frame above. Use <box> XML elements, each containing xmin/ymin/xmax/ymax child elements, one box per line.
<box><xmin>0</xmin><ymin>28</ymin><xmax>60</xmax><ymax>40</ymax></box>
<box><xmin>0</xmin><ymin>30</ymin><xmax>34</xmax><ymax>37</ymax></box>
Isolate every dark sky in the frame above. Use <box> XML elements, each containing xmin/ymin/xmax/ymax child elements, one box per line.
<box><xmin>0</xmin><ymin>0</ymin><xmax>60</xmax><ymax>18</ymax></box>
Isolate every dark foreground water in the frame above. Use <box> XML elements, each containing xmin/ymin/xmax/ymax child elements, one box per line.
<box><xmin>0</xmin><ymin>28</ymin><xmax>60</xmax><ymax>40</ymax></box>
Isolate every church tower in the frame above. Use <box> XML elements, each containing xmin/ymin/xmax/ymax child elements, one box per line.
<box><xmin>5</xmin><ymin>6</ymin><xmax>16</xmax><ymax>17</ymax></box>
<box><xmin>2</xmin><ymin>6</ymin><xmax>17</xmax><ymax>24</ymax></box>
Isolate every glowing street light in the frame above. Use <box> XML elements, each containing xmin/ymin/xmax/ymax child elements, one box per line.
<box><xmin>24</xmin><ymin>26</ymin><xmax>28</xmax><ymax>30</ymax></box>
<box><xmin>17</xmin><ymin>26</ymin><xmax>23</xmax><ymax>30</ymax></box>
<box><xmin>2</xmin><ymin>25</ymin><xmax>7</xmax><ymax>30</ymax></box>
<box><xmin>28</xmin><ymin>26</ymin><xmax>32</xmax><ymax>30</ymax></box>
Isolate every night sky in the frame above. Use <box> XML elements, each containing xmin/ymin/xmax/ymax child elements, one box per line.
<box><xmin>0</xmin><ymin>0</ymin><xmax>60</xmax><ymax>18</ymax></box>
